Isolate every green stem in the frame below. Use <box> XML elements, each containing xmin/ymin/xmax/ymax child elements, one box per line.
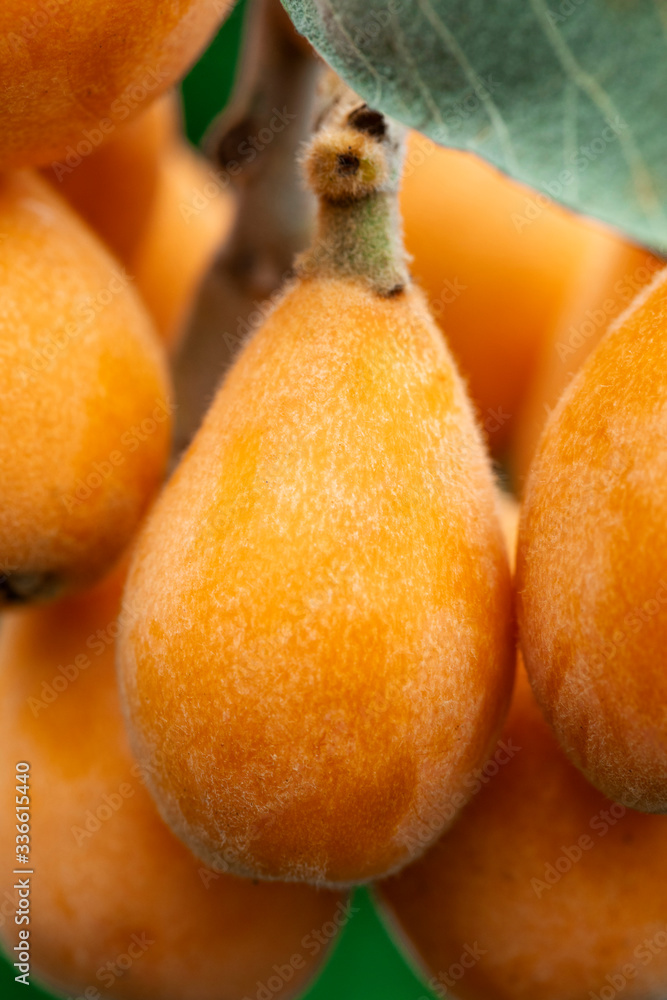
<box><xmin>296</xmin><ymin>80</ymin><xmax>409</xmax><ymax>297</ymax></box>
<box><xmin>298</xmin><ymin>189</ymin><xmax>408</xmax><ymax>296</ymax></box>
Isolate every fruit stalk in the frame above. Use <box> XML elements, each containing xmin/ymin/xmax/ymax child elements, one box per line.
<box><xmin>118</xmin><ymin>71</ymin><xmax>514</xmax><ymax>888</ymax></box>
<box><xmin>173</xmin><ymin>0</ymin><xmax>320</xmax><ymax>453</ymax></box>
<box><xmin>297</xmin><ymin>80</ymin><xmax>409</xmax><ymax>296</ymax></box>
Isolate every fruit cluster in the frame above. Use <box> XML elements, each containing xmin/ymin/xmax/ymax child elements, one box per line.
<box><xmin>0</xmin><ymin>3</ymin><xmax>665</xmax><ymax>1000</ymax></box>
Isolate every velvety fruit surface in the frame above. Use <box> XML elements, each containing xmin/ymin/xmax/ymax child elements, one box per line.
<box><xmin>379</xmin><ymin>663</ymin><xmax>667</xmax><ymax>1000</ymax></box>
<box><xmin>0</xmin><ymin>170</ymin><xmax>171</xmax><ymax>603</ymax></box>
<box><xmin>118</xmin><ymin>275</ymin><xmax>515</xmax><ymax>886</ymax></box>
<box><xmin>518</xmin><ymin>268</ymin><xmax>667</xmax><ymax>813</ymax></box>
<box><xmin>0</xmin><ymin>568</ymin><xmax>343</xmax><ymax>1000</ymax></box>
<box><xmin>0</xmin><ymin>0</ymin><xmax>230</xmax><ymax>168</ymax></box>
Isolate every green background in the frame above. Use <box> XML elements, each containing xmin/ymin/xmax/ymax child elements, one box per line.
<box><xmin>0</xmin><ymin>887</ymin><xmax>435</xmax><ymax>1000</ymax></box>
<box><xmin>0</xmin><ymin>5</ymin><xmax>437</xmax><ymax>999</ymax></box>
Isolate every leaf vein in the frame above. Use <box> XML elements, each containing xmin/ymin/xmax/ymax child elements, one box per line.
<box><xmin>318</xmin><ymin>0</ymin><xmax>385</xmax><ymax>104</ymax></box>
<box><xmin>528</xmin><ymin>0</ymin><xmax>661</xmax><ymax>222</ymax></box>
<box><xmin>390</xmin><ymin>9</ymin><xmax>450</xmax><ymax>136</ymax></box>
<box><xmin>417</xmin><ymin>0</ymin><xmax>519</xmax><ymax>171</ymax></box>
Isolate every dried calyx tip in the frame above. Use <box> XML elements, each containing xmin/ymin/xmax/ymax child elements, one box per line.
<box><xmin>297</xmin><ymin>75</ymin><xmax>409</xmax><ymax>296</ymax></box>
<box><xmin>302</xmin><ymin>81</ymin><xmax>402</xmax><ymax>204</ymax></box>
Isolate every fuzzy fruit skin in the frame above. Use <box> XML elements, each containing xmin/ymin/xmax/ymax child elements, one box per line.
<box><xmin>0</xmin><ymin>170</ymin><xmax>171</xmax><ymax>601</ymax></box>
<box><xmin>513</xmin><ymin>238</ymin><xmax>661</xmax><ymax>484</ymax></box>
<box><xmin>400</xmin><ymin>134</ymin><xmax>601</xmax><ymax>452</ymax></box>
<box><xmin>0</xmin><ymin>570</ymin><xmax>343</xmax><ymax>1000</ymax></box>
<box><xmin>43</xmin><ymin>94</ymin><xmax>234</xmax><ymax>350</ymax></box>
<box><xmin>0</xmin><ymin>0</ymin><xmax>230</xmax><ymax>169</ymax></box>
<box><xmin>377</xmin><ymin>664</ymin><xmax>667</xmax><ymax>1000</ymax></box>
<box><xmin>127</xmin><ymin>138</ymin><xmax>236</xmax><ymax>350</ymax></box>
<box><xmin>43</xmin><ymin>92</ymin><xmax>180</xmax><ymax>264</ymax></box>
<box><xmin>118</xmin><ymin>276</ymin><xmax>515</xmax><ymax>887</ymax></box>
<box><xmin>517</xmin><ymin>268</ymin><xmax>667</xmax><ymax>814</ymax></box>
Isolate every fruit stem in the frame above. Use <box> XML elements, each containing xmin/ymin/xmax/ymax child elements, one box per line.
<box><xmin>172</xmin><ymin>0</ymin><xmax>320</xmax><ymax>454</ymax></box>
<box><xmin>297</xmin><ymin>78</ymin><xmax>409</xmax><ymax>296</ymax></box>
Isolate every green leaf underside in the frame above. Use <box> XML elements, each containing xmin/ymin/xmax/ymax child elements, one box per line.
<box><xmin>282</xmin><ymin>0</ymin><xmax>667</xmax><ymax>252</ymax></box>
